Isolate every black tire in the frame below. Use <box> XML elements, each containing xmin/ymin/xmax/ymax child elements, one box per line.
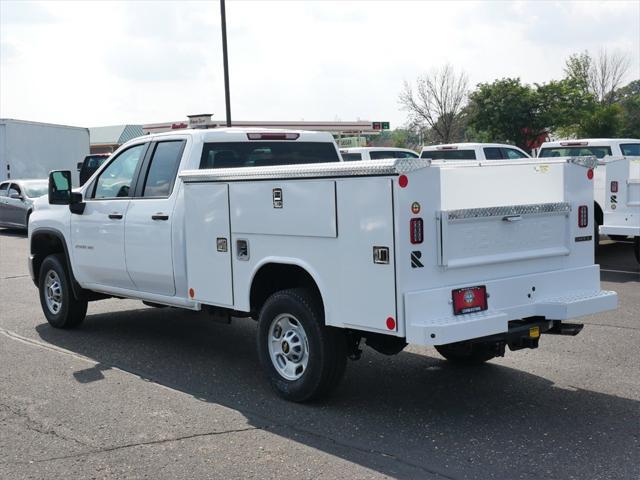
<box><xmin>435</xmin><ymin>342</ymin><xmax>497</xmax><ymax>365</ymax></box>
<box><xmin>634</xmin><ymin>237</ymin><xmax>640</xmax><ymax>264</ymax></box>
<box><xmin>594</xmin><ymin>219</ymin><xmax>600</xmax><ymax>257</ymax></box>
<box><xmin>38</xmin><ymin>254</ymin><xmax>87</xmax><ymax>329</ymax></box>
<box><xmin>257</xmin><ymin>288</ymin><xmax>347</xmax><ymax>402</ymax></box>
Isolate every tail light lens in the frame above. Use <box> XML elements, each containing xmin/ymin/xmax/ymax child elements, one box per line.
<box><xmin>611</xmin><ymin>181</ymin><xmax>618</xmax><ymax>193</ymax></box>
<box><xmin>578</xmin><ymin>205</ymin><xmax>588</xmax><ymax>228</ymax></box>
<box><xmin>410</xmin><ymin>218</ymin><xmax>423</xmax><ymax>244</ymax></box>
<box><xmin>452</xmin><ymin>286</ymin><xmax>488</xmax><ymax>315</ymax></box>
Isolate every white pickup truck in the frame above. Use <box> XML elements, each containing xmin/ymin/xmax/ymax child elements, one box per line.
<box><xmin>539</xmin><ymin>139</ymin><xmax>640</xmax><ymax>261</ymax></box>
<box><xmin>421</xmin><ymin>143</ymin><xmax>530</xmax><ymax>160</ymax></box>
<box><xmin>29</xmin><ymin>128</ymin><xmax>617</xmax><ymax>401</ymax></box>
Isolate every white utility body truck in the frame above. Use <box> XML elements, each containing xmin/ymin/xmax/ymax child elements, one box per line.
<box><xmin>539</xmin><ymin>139</ymin><xmax>640</xmax><ymax>262</ymax></box>
<box><xmin>30</xmin><ymin>128</ymin><xmax>617</xmax><ymax>401</ymax></box>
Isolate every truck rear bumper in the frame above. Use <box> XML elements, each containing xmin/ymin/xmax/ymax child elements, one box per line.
<box><xmin>599</xmin><ymin>225</ymin><xmax>640</xmax><ymax>236</ymax></box>
<box><xmin>404</xmin><ymin>265</ymin><xmax>617</xmax><ymax>346</ymax></box>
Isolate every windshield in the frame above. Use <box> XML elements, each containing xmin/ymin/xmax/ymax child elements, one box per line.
<box><xmin>23</xmin><ymin>182</ymin><xmax>48</xmax><ymax>198</ymax></box>
<box><xmin>421</xmin><ymin>149</ymin><xmax>476</xmax><ymax>160</ymax></box>
<box><xmin>620</xmin><ymin>143</ymin><xmax>640</xmax><ymax>156</ymax></box>
<box><xmin>539</xmin><ymin>146</ymin><xmax>612</xmax><ymax>158</ymax></box>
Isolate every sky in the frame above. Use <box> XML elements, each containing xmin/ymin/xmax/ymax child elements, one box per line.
<box><xmin>1</xmin><ymin>0</ymin><xmax>639</xmax><ymax>129</ymax></box>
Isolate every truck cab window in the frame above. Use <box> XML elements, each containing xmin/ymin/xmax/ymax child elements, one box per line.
<box><xmin>200</xmin><ymin>142</ymin><xmax>340</xmax><ymax>169</ymax></box>
<box><xmin>93</xmin><ymin>144</ymin><xmax>147</xmax><ymax>199</ymax></box>
<box><xmin>620</xmin><ymin>144</ymin><xmax>640</xmax><ymax>156</ymax></box>
<box><xmin>0</xmin><ymin>183</ymin><xmax>8</xmax><ymax>196</ymax></box>
<box><xmin>503</xmin><ymin>148</ymin><xmax>527</xmax><ymax>159</ymax></box>
<box><xmin>142</xmin><ymin>141</ymin><xmax>184</xmax><ymax>197</ymax></box>
<box><xmin>341</xmin><ymin>153</ymin><xmax>362</xmax><ymax>161</ymax></box>
<box><xmin>483</xmin><ymin>147</ymin><xmax>503</xmax><ymax>160</ymax></box>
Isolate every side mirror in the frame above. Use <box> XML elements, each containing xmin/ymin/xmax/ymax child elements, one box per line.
<box><xmin>48</xmin><ymin>170</ymin><xmax>72</xmax><ymax>205</ymax></box>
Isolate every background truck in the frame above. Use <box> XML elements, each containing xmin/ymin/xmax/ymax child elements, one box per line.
<box><xmin>339</xmin><ymin>147</ymin><xmax>418</xmax><ymax>161</ymax></box>
<box><xmin>29</xmin><ymin>128</ymin><xmax>616</xmax><ymax>402</ymax></box>
<box><xmin>0</xmin><ymin>119</ymin><xmax>89</xmax><ymax>186</ymax></box>
<box><xmin>538</xmin><ymin>139</ymin><xmax>640</xmax><ymax>261</ymax></box>
<box><xmin>421</xmin><ymin>143</ymin><xmax>530</xmax><ymax>160</ymax></box>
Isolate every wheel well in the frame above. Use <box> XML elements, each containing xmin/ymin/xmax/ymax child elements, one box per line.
<box><xmin>250</xmin><ymin>263</ymin><xmax>324</xmax><ymax>318</ymax></box>
<box><xmin>594</xmin><ymin>201</ymin><xmax>603</xmax><ymax>225</ymax></box>
<box><xmin>31</xmin><ymin>232</ymin><xmax>66</xmax><ymax>281</ymax></box>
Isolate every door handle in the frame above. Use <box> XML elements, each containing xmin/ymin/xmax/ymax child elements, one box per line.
<box><xmin>502</xmin><ymin>215</ymin><xmax>522</xmax><ymax>222</ymax></box>
<box><xmin>108</xmin><ymin>213</ymin><xmax>123</xmax><ymax>220</ymax></box>
<box><xmin>151</xmin><ymin>213</ymin><xmax>169</xmax><ymax>221</ymax></box>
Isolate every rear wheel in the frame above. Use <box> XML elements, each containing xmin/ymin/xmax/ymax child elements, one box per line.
<box><xmin>257</xmin><ymin>288</ymin><xmax>347</xmax><ymax>402</ymax></box>
<box><xmin>38</xmin><ymin>254</ymin><xmax>87</xmax><ymax>329</ymax></box>
<box><xmin>435</xmin><ymin>342</ymin><xmax>497</xmax><ymax>365</ymax></box>
<box><xmin>594</xmin><ymin>219</ymin><xmax>600</xmax><ymax>257</ymax></box>
<box><xmin>634</xmin><ymin>237</ymin><xmax>640</xmax><ymax>263</ymax></box>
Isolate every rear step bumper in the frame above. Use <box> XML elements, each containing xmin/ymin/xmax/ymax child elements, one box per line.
<box><xmin>599</xmin><ymin>225</ymin><xmax>640</xmax><ymax>236</ymax></box>
<box><xmin>404</xmin><ymin>265</ymin><xmax>617</xmax><ymax>346</ymax></box>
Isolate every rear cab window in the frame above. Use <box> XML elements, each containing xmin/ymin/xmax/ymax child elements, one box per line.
<box><xmin>483</xmin><ymin>147</ymin><xmax>503</xmax><ymax>160</ymax></box>
<box><xmin>341</xmin><ymin>153</ymin><xmax>362</xmax><ymax>161</ymax></box>
<box><xmin>0</xmin><ymin>183</ymin><xmax>8</xmax><ymax>196</ymax></box>
<box><xmin>200</xmin><ymin>142</ymin><xmax>340</xmax><ymax>169</ymax></box>
<box><xmin>421</xmin><ymin>150</ymin><xmax>477</xmax><ymax>160</ymax></box>
<box><xmin>369</xmin><ymin>151</ymin><xmax>418</xmax><ymax>160</ymax></box>
<box><xmin>620</xmin><ymin>143</ymin><xmax>640</xmax><ymax>156</ymax></box>
<box><xmin>539</xmin><ymin>146</ymin><xmax>612</xmax><ymax>158</ymax></box>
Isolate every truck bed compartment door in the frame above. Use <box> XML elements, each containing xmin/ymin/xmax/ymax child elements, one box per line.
<box><xmin>184</xmin><ymin>183</ymin><xmax>233</xmax><ymax>306</ymax></box>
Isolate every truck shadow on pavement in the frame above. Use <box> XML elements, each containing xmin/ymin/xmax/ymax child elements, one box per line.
<box><xmin>0</xmin><ymin>228</ymin><xmax>27</xmax><ymax>238</ymax></box>
<box><xmin>35</xmin><ymin>306</ymin><xmax>639</xmax><ymax>480</ymax></box>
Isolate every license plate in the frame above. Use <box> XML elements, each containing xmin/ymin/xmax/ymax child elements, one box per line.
<box><xmin>452</xmin><ymin>286</ymin><xmax>488</xmax><ymax>315</ymax></box>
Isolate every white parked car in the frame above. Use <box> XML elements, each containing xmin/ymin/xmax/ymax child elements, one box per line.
<box><xmin>29</xmin><ymin>128</ymin><xmax>616</xmax><ymax>401</ymax></box>
<box><xmin>340</xmin><ymin>147</ymin><xmax>418</xmax><ymax>161</ymax></box>
<box><xmin>420</xmin><ymin>143</ymin><xmax>530</xmax><ymax>160</ymax></box>
<box><xmin>538</xmin><ymin>139</ymin><xmax>640</xmax><ymax>261</ymax></box>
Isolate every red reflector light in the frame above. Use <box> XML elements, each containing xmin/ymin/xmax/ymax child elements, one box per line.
<box><xmin>247</xmin><ymin>132</ymin><xmax>300</xmax><ymax>140</ymax></box>
<box><xmin>611</xmin><ymin>181</ymin><xmax>618</xmax><ymax>193</ymax></box>
<box><xmin>452</xmin><ymin>286</ymin><xmax>487</xmax><ymax>315</ymax></box>
<box><xmin>410</xmin><ymin>218</ymin><xmax>423</xmax><ymax>244</ymax></box>
<box><xmin>578</xmin><ymin>205</ymin><xmax>588</xmax><ymax>228</ymax></box>
<box><xmin>386</xmin><ymin>317</ymin><xmax>396</xmax><ymax>330</ymax></box>
<box><xmin>587</xmin><ymin>168</ymin><xmax>594</xmax><ymax>180</ymax></box>
<box><xmin>398</xmin><ymin>175</ymin><xmax>408</xmax><ymax>188</ymax></box>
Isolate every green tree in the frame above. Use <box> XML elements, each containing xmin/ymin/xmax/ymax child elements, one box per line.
<box><xmin>578</xmin><ymin>104</ymin><xmax>623</xmax><ymax>137</ymax></box>
<box><xmin>466</xmin><ymin>78</ymin><xmax>544</xmax><ymax>150</ymax></box>
<box><xmin>614</xmin><ymin>80</ymin><xmax>640</xmax><ymax>138</ymax></box>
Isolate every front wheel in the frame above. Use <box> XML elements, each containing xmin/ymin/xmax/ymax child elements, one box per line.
<box><xmin>38</xmin><ymin>254</ymin><xmax>87</xmax><ymax>329</ymax></box>
<box><xmin>257</xmin><ymin>288</ymin><xmax>347</xmax><ymax>402</ymax></box>
<box><xmin>435</xmin><ymin>342</ymin><xmax>497</xmax><ymax>365</ymax></box>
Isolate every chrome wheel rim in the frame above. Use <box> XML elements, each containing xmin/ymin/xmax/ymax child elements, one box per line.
<box><xmin>268</xmin><ymin>313</ymin><xmax>309</xmax><ymax>381</ymax></box>
<box><xmin>44</xmin><ymin>270</ymin><xmax>63</xmax><ymax>315</ymax></box>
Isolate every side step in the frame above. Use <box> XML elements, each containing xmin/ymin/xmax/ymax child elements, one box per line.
<box><xmin>545</xmin><ymin>322</ymin><xmax>584</xmax><ymax>336</ymax></box>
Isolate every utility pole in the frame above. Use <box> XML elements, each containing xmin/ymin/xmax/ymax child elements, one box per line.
<box><xmin>220</xmin><ymin>0</ymin><xmax>232</xmax><ymax>127</ymax></box>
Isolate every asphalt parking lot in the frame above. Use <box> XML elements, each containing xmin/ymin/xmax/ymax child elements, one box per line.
<box><xmin>1</xmin><ymin>229</ymin><xmax>638</xmax><ymax>480</ymax></box>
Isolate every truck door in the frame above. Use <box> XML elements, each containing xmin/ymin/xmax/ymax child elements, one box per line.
<box><xmin>124</xmin><ymin>140</ymin><xmax>185</xmax><ymax>296</ymax></box>
<box><xmin>71</xmin><ymin>143</ymin><xmax>148</xmax><ymax>289</ymax></box>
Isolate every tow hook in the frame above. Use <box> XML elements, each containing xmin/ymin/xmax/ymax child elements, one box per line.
<box><xmin>546</xmin><ymin>322</ymin><xmax>584</xmax><ymax>336</ymax></box>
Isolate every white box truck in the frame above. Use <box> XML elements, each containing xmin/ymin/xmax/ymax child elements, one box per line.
<box><xmin>29</xmin><ymin>128</ymin><xmax>617</xmax><ymax>401</ymax></box>
<box><xmin>0</xmin><ymin>119</ymin><xmax>89</xmax><ymax>186</ymax></box>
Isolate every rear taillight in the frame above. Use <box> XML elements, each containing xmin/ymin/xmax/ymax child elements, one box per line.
<box><xmin>611</xmin><ymin>181</ymin><xmax>618</xmax><ymax>193</ymax></box>
<box><xmin>578</xmin><ymin>205</ymin><xmax>588</xmax><ymax>228</ymax></box>
<box><xmin>452</xmin><ymin>286</ymin><xmax>488</xmax><ymax>315</ymax></box>
<box><xmin>410</xmin><ymin>218</ymin><xmax>423</xmax><ymax>244</ymax></box>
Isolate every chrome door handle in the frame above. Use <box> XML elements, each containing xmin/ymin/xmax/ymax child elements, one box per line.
<box><xmin>151</xmin><ymin>213</ymin><xmax>169</xmax><ymax>221</ymax></box>
<box><xmin>108</xmin><ymin>213</ymin><xmax>123</xmax><ymax>220</ymax></box>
